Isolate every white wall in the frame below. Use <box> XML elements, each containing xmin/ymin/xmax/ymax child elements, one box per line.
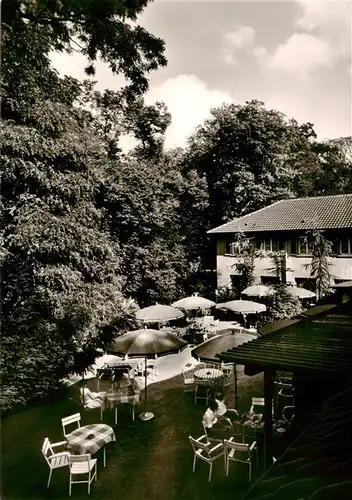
<box><xmin>217</xmin><ymin>254</ymin><xmax>352</xmax><ymax>288</ymax></box>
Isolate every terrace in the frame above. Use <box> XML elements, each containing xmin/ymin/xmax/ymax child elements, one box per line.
<box><xmin>3</xmin><ymin>300</ymin><xmax>352</xmax><ymax>499</ymax></box>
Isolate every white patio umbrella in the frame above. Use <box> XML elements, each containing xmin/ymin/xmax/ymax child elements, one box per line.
<box><xmin>191</xmin><ymin>330</ymin><xmax>257</xmax><ymax>407</ymax></box>
<box><xmin>107</xmin><ymin>329</ymin><xmax>187</xmax><ymax>421</ymax></box>
<box><xmin>136</xmin><ymin>304</ymin><xmax>184</xmax><ymax>323</ymax></box>
<box><xmin>287</xmin><ymin>286</ymin><xmax>316</xmax><ymax>299</ymax></box>
<box><xmin>216</xmin><ymin>300</ymin><xmax>267</xmax><ymax>314</ymax></box>
<box><xmin>241</xmin><ymin>285</ymin><xmax>275</xmax><ymax>298</ymax></box>
<box><xmin>171</xmin><ymin>294</ymin><xmax>215</xmax><ymax>310</ymax></box>
<box><xmin>332</xmin><ymin>280</ymin><xmax>352</xmax><ymax>288</ymax></box>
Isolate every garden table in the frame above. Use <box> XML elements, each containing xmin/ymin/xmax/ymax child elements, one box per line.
<box><xmin>66</xmin><ymin>423</ymin><xmax>115</xmax><ymax>467</ymax></box>
<box><xmin>194</xmin><ymin>368</ymin><xmax>224</xmax><ymax>381</ymax></box>
<box><xmin>106</xmin><ymin>390</ymin><xmax>140</xmax><ymax>424</ymax></box>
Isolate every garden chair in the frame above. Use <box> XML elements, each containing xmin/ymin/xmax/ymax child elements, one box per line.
<box><xmin>61</xmin><ymin>413</ymin><xmax>81</xmax><ymax>438</ymax></box>
<box><xmin>68</xmin><ymin>454</ymin><xmax>97</xmax><ymax>496</ymax></box>
<box><xmin>202</xmin><ymin>423</ymin><xmax>223</xmax><ymax>446</ymax></box>
<box><xmin>224</xmin><ymin>438</ymin><xmax>258</xmax><ymax>481</ymax></box>
<box><xmin>220</xmin><ymin>363</ymin><xmax>233</xmax><ymax>388</ymax></box>
<box><xmin>282</xmin><ymin>405</ymin><xmax>295</xmax><ymax>424</ymax></box>
<box><xmin>250</xmin><ymin>397</ymin><xmax>274</xmax><ymax>417</ymax></box>
<box><xmin>189</xmin><ymin>435</ymin><xmax>224</xmax><ymax>482</ymax></box>
<box><xmin>80</xmin><ymin>387</ymin><xmax>105</xmax><ymax>420</ymax></box>
<box><xmin>181</xmin><ymin>367</ymin><xmax>196</xmax><ymax>396</ymax></box>
<box><xmin>41</xmin><ymin>437</ymin><xmax>70</xmax><ymax>489</ymax></box>
<box><xmin>195</xmin><ymin>381</ymin><xmax>211</xmax><ymax>406</ymax></box>
<box><xmin>274</xmin><ymin>376</ymin><xmax>294</xmax><ymax>416</ymax></box>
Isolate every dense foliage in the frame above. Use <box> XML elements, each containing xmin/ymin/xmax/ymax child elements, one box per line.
<box><xmin>1</xmin><ymin>3</ymin><xmax>351</xmax><ymax>410</ymax></box>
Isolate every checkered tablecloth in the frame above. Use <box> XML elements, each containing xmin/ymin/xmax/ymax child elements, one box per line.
<box><xmin>194</xmin><ymin>368</ymin><xmax>224</xmax><ymax>380</ymax></box>
<box><xmin>106</xmin><ymin>391</ymin><xmax>140</xmax><ymax>409</ymax></box>
<box><xmin>66</xmin><ymin>424</ymin><xmax>116</xmax><ymax>455</ymax></box>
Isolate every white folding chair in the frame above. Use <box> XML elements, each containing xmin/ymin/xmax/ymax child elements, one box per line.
<box><xmin>189</xmin><ymin>435</ymin><xmax>224</xmax><ymax>482</ymax></box>
<box><xmin>275</xmin><ymin>375</ymin><xmax>294</xmax><ymax>413</ymax></box>
<box><xmin>41</xmin><ymin>437</ymin><xmax>70</xmax><ymax>489</ymax></box>
<box><xmin>61</xmin><ymin>413</ymin><xmax>81</xmax><ymax>438</ymax></box>
<box><xmin>80</xmin><ymin>388</ymin><xmax>105</xmax><ymax>420</ymax></box>
<box><xmin>250</xmin><ymin>397</ymin><xmax>274</xmax><ymax>417</ymax></box>
<box><xmin>224</xmin><ymin>438</ymin><xmax>258</xmax><ymax>481</ymax></box>
<box><xmin>181</xmin><ymin>367</ymin><xmax>196</xmax><ymax>396</ymax></box>
<box><xmin>68</xmin><ymin>454</ymin><xmax>97</xmax><ymax>496</ymax></box>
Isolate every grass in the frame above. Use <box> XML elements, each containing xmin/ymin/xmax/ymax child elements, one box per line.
<box><xmin>2</xmin><ymin>369</ymin><xmax>265</xmax><ymax>500</ymax></box>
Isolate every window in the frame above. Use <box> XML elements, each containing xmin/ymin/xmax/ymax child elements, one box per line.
<box><xmin>331</xmin><ymin>239</ymin><xmax>339</xmax><ymax>254</ymax></box>
<box><xmin>261</xmin><ymin>276</ymin><xmax>280</xmax><ymax>285</ymax></box>
<box><xmin>297</xmin><ymin>239</ymin><xmax>312</xmax><ymax>255</ymax></box>
<box><xmin>340</xmin><ymin>238</ymin><xmax>351</xmax><ymax>254</ymax></box>
<box><xmin>226</xmin><ymin>238</ymin><xmax>255</xmax><ymax>255</ymax></box>
<box><xmin>330</xmin><ymin>238</ymin><xmax>351</xmax><ymax>255</ymax></box>
<box><xmin>260</xmin><ymin>239</ymin><xmax>278</xmax><ymax>252</ymax></box>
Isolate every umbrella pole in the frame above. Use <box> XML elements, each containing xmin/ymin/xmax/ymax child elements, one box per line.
<box><xmin>139</xmin><ymin>356</ymin><xmax>154</xmax><ymax>421</ymax></box>
<box><xmin>234</xmin><ymin>364</ymin><xmax>238</xmax><ymax>408</ymax></box>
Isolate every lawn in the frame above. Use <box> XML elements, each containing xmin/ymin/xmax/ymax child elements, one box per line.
<box><xmin>2</xmin><ymin>369</ymin><xmax>265</xmax><ymax>500</ymax></box>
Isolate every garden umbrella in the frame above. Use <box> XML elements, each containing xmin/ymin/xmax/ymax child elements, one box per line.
<box><xmin>191</xmin><ymin>331</ymin><xmax>257</xmax><ymax>407</ymax></box>
<box><xmin>287</xmin><ymin>286</ymin><xmax>316</xmax><ymax>299</ymax></box>
<box><xmin>191</xmin><ymin>331</ymin><xmax>257</xmax><ymax>363</ymax></box>
<box><xmin>107</xmin><ymin>329</ymin><xmax>187</xmax><ymax>421</ymax></box>
<box><xmin>136</xmin><ymin>304</ymin><xmax>184</xmax><ymax>323</ymax></box>
<box><xmin>241</xmin><ymin>285</ymin><xmax>275</xmax><ymax>298</ymax></box>
<box><xmin>332</xmin><ymin>280</ymin><xmax>352</xmax><ymax>288</ymax></box>
<box><xmin>216</xmin><ymin>300</ymin><xmax>267</xmax><ymax>314</ymax></box>
<box><xmin>171</xmin><ymin>294</ymin><xmax>215</xmax><ymax>310</ymax></box>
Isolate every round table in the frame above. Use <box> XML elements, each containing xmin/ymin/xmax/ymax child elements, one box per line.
<box><xmin>194</xmin><ymin>368</ymin><xmax>224</xmax><ymax>381</ymax></box>
<box><xmin>66</xmin><ymin>423</ymin><xmax>115</xmax><ymax>467</ymax></box>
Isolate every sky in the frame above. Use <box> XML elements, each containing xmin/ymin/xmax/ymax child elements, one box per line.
<box><xmin>51</xmin><ymin>0</ymin><xmax>352</xmax><ymax>150</ymax></box>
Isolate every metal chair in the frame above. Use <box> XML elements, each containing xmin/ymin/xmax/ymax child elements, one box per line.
<box><xmin>250</xmin><ymin>397</ymin><xmax>274</xmax><ymax>417</ymax></box>
<box><xmin>282</xmin><ymin>405</ymin><xmax>295</xmax><ymax>424</ymax></box>
<box><xmin>80</xmin><ymin>387</ymin><xmax>105</xmax><ymax>420</ymax></box>
<box><xmin>195</xmin><ymin>381</ymin><xmax>211</xmax><ymax>406</ymax></box>
<box><xmin>275</xmin><ymin>375</ymin><xmax>294</xmax><ymax>414</ymax></box>
<box><xmin>224</xmin><ymin>438</ymin><xmax>258</xmax><ymax>481</ymax></box>
<box><xmin>189</xmin><ymin>435</ymin><xmax>224</xmax><ymax>482</ymax></box>
<box><xmin>68</xmin><ymin>453</ymin><xmax>97</xmax><ymax>495</ymax></box>
<box><xmin>61</xmin><ymin>413</ymin><xmax>81</xmax><ymax>438</ymax></box>
<box><xmin>41</xmin><ymin>437</ymin><xmax>70</xmax><ymax>489</ymax></box>
<box><xmin>181</xmin><ymin>367</ymin><xmax>196</xmax><ymax>396</ymax></box>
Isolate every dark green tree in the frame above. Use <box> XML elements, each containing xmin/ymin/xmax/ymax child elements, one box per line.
<box><xmin>0</xmin><ymin>85</ymin><xmax>139</xmax><ymax>410</ymax></box>
<box><xmin>185</xmin><ymin>100</ymin><xmax>317</xmax><ymax>230</ymax></box>
<box><xmin>294</xmin><ymin>137</ymin><xmax>352</xmax><ymax>197</ymax></box>
<box><xmin>1</xmin><ymin>0</ymin><xmax>167</xmax><ymax>99</ymax></box>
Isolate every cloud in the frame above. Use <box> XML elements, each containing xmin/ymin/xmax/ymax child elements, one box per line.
<box><xmin>254</xmin><ymin>0</ymin><xmax>350</xmax><ymax>78</ymax></box>
<box><xmin>256</xmin><ymin>33</ymin><xmax>333</xmax><ymax>78</ymax></box>
<box><xmin>295</xmin><ymin>0</ymin><xmax>351</xmax><ymax>56</ymax></box>
<box><xmin>221</xmin><ymin>26</ymin><xmax>256</xmax><ymax>65</ymax></box>
<box><xmin>145</xmin><ymin>75</ymin><xmax>232</xmax><ymax>148</ymax></box>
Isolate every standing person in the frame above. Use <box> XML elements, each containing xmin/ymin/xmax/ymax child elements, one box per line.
<box><xmin>202</xmin><ymin>399</ymin><xmax>233</xmax><ymax>441</ymax></box>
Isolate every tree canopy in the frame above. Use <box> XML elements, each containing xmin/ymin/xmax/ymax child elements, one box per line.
<box><xmin>1</xmin><ymin>4</ymin><xmax>352</xmax><ymax>411</ymax></box>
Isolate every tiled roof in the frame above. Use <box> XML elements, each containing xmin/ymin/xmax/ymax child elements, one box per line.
<box><xmin>208</xmin><ymin>194</ymin><xmax>352</xmax><ymax>234</ymax></box>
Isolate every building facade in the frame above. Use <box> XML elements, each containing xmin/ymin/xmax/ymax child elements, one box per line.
<box><xmin>208</xmin><ymin>194</ymin><xmax>352</xmax><ymax>290</ymax></box>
